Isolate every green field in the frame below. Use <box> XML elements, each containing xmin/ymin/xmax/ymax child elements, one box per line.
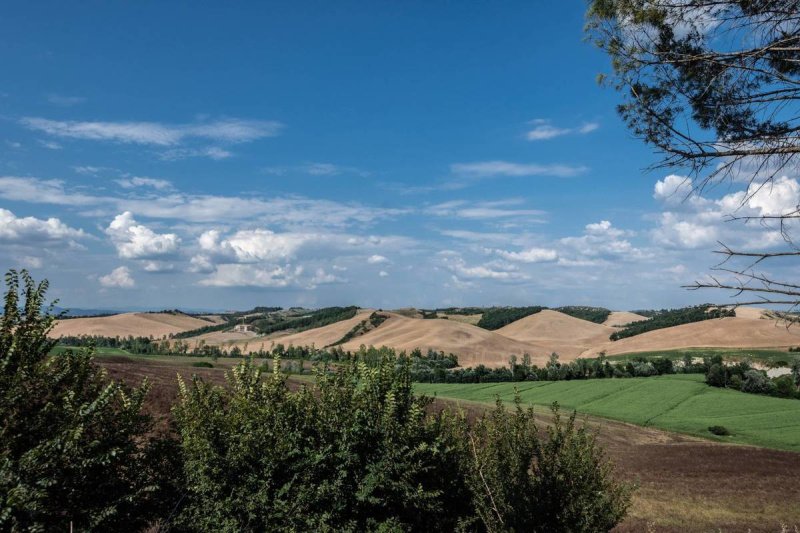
<box><xmin>609</xmin><ymin>347</ymin><xmax>799</xmax><ymax>366</ymax></box>
<box><xmin>415</xmin><ymin>374</ymin><xmax>800</xmax><ymax>452</ymax></box>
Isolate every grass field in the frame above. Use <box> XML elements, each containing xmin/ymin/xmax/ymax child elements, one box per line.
<box><xmin>415</xmin><ymin>374</ymin><xmax>800</xmax><ymax>452</ymax></box>
<box><xmin>609</xmin><ymin>347</ymin><xmax>800</xmax><ymax>366</ymax></box>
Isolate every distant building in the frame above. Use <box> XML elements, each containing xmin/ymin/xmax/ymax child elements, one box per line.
<box><xmin>233</xmin><ymin>324</ymin><xmax>255</xmax><ymax>333</ymax></box>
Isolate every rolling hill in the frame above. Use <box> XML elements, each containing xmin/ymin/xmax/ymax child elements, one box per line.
<box><xmin>50</xmin><ymin>312</ymin><xmax>213</xmax><ymax>338</ymax></box>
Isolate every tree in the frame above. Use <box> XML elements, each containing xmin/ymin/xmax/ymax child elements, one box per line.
<box><xmin>587</xmin><ymin>1</ymin><xmax>800</xmax><ymax>310</ymax></box>
<box><xmin>0</xmin><ymin>270</ymin><xmax>178</xmax><ymax>531</ymax></box>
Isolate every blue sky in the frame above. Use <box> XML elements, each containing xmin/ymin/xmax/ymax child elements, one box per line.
<box><xmin>1</xmin><ymin>2</ymin><xmax>794</xmax><ymax>311</ymax></box>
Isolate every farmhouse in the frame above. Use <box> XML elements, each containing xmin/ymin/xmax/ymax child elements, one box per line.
<box><xmin>232</xmin><ymin>323</ymin><xmax>256</xmax><ymax>333</ymax></box>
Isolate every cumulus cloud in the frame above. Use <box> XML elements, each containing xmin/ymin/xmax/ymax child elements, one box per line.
<box><xmin>440</xmin><ymin>253</ymin><xmax>526</xmax><ymax>282</ymax></box>
<box><xmin>198</xmin><ymin>264</ymin><xmax>303</xmax><ymax>288</ymax></box>
<box><xmin>560</xmin><ymin>220</ymin><xmax>648</xmax><ymax>260</ymax></box>
<box><xmin>494</xmin><ymin>247</ymin><xmax>558</xmax><ymax>263</ymax></box>
<box><xmin>651</xmin><ymin>174</ymin><xmax>799</xmax><ymax>251</ymax></box>
<box><xmin>106</xmin><ymin>212</ymin><xmax>180</xmax><ymax>259</ymax></box>
<box><xmin>367</xmin><ymin>254</ymin><xmax>389</xmax><ymax>264</ymax></box>
<box><xmin>0</xmin><ymin>208</ymin><xmax>86</xmax><ymax>244</ymax></box>
<box><xmin>525</xmin><ymin>119</ymin><xmax>600</xmax><ymax>141</ymax></box>
<box><xmin>99</xmin><ymin>266</ymin><xmax>135</xmax><ymax>288</ymax></box>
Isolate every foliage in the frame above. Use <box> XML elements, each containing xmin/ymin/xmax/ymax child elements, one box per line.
<box><xmin>465</xmin><ymin>398</ymin><xmax>631</xmax><ymax>532</ymax></box>
<box><xmin>476</xmin><ymin>306</ymin><xmax>545</xmax><ymax>330</ymax></box>
<box><xmin>556</xmin><ymin>306</ymin><xmax>611</xmax><ymax>324</ymax></box>
<box><xmin>173</xmin><ymin>356</ymin><xmax>474</xmax><ymax>531</ymax></box>
<box><xmin>708</xmin><ymin>425</ymin><xmax>730</xmax><ymax>436</ymax></box>
<box><xmin>610</xmin><ymin>305</ymin><xmax>735</xmax><ymax>341</ymax></box>
<box><xmin>0</xmin><ymin>270</ymin><xmax>177</xmax><ymax>531</ymax></box>
<box><xmin>191</xmin><ymin>361</ymin><xmax>214</xmax><ymax>368</ymax></box>
<box><xmin>587</xmin><ymin>0</ymin><xmax>800</xmax><ymax>307</ymax></box>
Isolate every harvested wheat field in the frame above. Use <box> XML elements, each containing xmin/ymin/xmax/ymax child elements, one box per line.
<box><xmin>186</xmin><ymin>329</ymin><xmax>259</xmax><ymax>346</ymax></box>
<box><xmin>50</xmin><ymin>312</ymin><xmax>212</xmax><ymax>339</ymax></box>
<box><xmin>340</xmin><ymin>313</ymin><xmax>550</xmax><ymax>367</ymax></box>
<box><xmin>603</xmin><ymin>311</ymin><xmax>648</xmax><ymax>327</ymax></box>
<box><xmin>217</xmin><ymin>309</ymin><xmax>376</xmax><ymax>352</ymax></box>
<box><xmin>496</xmin><ymin>309</ymin><xmax>615</xmax><ymax>359</ymax></box>
<box><xmin>584</xmin><ymin>313</ymin><xmax>800</xmax><ymax>357</ymax></box>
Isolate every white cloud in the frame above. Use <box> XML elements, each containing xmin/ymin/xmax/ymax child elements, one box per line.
<box><xmin>116</xmin><ymin>177</ymin><xmax>173</xmax><ymax>190</ymax></box>
<box><xmin>494</xmin><ymin>247</ymin><xmax>558</xmax><ymax>263</ymax></box>
<box><xmin>198</xmin><ymin>264</ymin><xmax>302</xmax><ymax>288</ymax></box>
<box><xmin>451</xmin><ymin>161</ymin><xmax>587</xmax><ymax>179</ymax></box>
<box><xmin>38</xmin><ymin>140</ymin><xmax>63</xmax><ymax>150</ymax></box>
<box><xmin>367</xmin><ymin>254</ymin><xmax>389</xmax><ymax>264</ymax></box>
<box><xmin>427</xmin><ymin>199</ymin><xmax>546</xmax><ymax>220</ymax></box>
<box><xmin>19</xmin><ymin>256</ymin><xmax>43</xmax><ymax>268</ymax></box>
<box><xmin>379</xmin><ymin>270</ymin><xmax>389</xmax><ymax>277</ymax></box>
<box><xmin>106</xmin><ymin>211</ymin><xmax>180</xmax><ymax>259</ymax></box>
<box><xmin>526</xmin><ymin>119</ymin><xmax>599</xmax><ymax>141</ymax></box>
<box><xmin>651</xmin><ymin>174</ymin><xmax>800</xmax><ymax>251</ymax></box>
<box><xmin>560</xmin><ymin>220</ymin><xmax>647</xmax><ymax>260</ymax></box>
<box><xmin>99</xmin><ymin>266</ymin><xmax>135</xmax><ymax>288</ymax></box>
<box><xmin>20</xmin><ymin>117</ymin><xmax>282</xmax><ymax>146</ymax></box>
<box><xmin>0</xmin><ymin>208</ymin><xmax>86</xmax><ymax>243</ymax></box>
<box><xmin>0</xmin><ymin>176</ymin><xmax>408</xmax><ymax>226</ymax></box>
<box><xmin>441</xmin><ymin>253</ymin><xmax>526</xmax><ymax>282</ymax></box>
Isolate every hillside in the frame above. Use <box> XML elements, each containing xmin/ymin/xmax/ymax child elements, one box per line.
<box><xmin>496</xmin><ymin>309</ymin><xmax>615</xmax><ymax>358</ymax></box>
<box><xmin>50</xmin><ymin>312</ymin><xmax>213</xmax><ymax>338</ymax></box>
<box><xmin>584</xmin><ymin>313</ymin><xmax>800</xmax><ymax>356</ymax></box>
<box><xmin>603</xmin><ymin>311</ymin><xmax>649</xmax><ymax>327</ymax></box>
<box><xmin>340</xmin><ymin>313</ymin><xmax>551</xmax><ymax>367</ymax></box>
<box><xmin>212</xmin><ymin>309</ymin><xmax>377</xmax><ymax>351</ymax></box>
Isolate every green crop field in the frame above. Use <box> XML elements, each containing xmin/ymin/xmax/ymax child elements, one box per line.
<box><xmin>607</xmin><ymin>347</ymin><xmax>800</xmax><ymax>366</ymax></box>
<box><xmin>415</xmin><ymin>374</ymin><xmax>800</xmax><ymax>452</ymax></box>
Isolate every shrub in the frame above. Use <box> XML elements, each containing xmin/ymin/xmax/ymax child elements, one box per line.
<box><xmin>191</xmin><ymin>361</ymin><xmax>214</xmax><ymax>368</ymax></box>
<box><xmin>708</xmin><ymin>425</ymin><xmax>730</xmax><ymax>436</ymax></box>
<box><xmin>464</xmin><ymin>399</ymin><xmax>631</xmax><ymax>532</ymax></box>
<box><xmin>173</xmin><ymin>356</ymin><xmax>473</xmax><ymax>531</ymax></box>
<box><xmin>705</xmin><ymin>363</ymin><xmax>727</xmax><ymax>388</ymax></box>
<box><xmin>741</xmin><ymin>370</ymin><xmax>776</xmax><ymax>395</ymax></box>
<box><xmin>0</xmin><ymin>270</ymin><xmax>177</xmax><ymax>531</ymax></box>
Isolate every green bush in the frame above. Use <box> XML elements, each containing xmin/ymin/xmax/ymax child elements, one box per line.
<box><xmin>465</xmin><ymin>398</ymin><xmax>631</xmax><ymax>532</ymax></box>
<box><xmin>191</xmin><ymin>361</ymin><xmax>214</xmax><ymax>368</ymax></box>
<box><xmin>173</xmin><ymin>357</ymin><xmax>473</xmax><ymax>531</ymax></box>
<box><xmin>0</xmin><ymin>270</ymin><xmax>178</xmax><ymax>531</ymax></box>
<box><xmin>708</xmin><ymin>425</ymin><xmax>731</xmax><ymax>436</ymax></box>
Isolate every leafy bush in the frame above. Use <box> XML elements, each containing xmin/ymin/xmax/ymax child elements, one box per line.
<box><xmin>741</xmin><ymin>370</ymin><xmax>776</xmax><ymax>395</ymax></box>
<box><xmin>191</xmin><ymin>361</ymin><xmax>214</xmax><ymax>368</ymax></box>
<box><xmin>0</xmin><ymin>270</ymin><xmax>177</xmax><ymax>531</ymax></box>
<box><xmin>173</xmin><ymin>357</ymin><xmax>473</xmax><ymax>531</ymax></box>
<box><xmin>706</xmin><ymin>363</ymin><xmax>727</xmax><ymax>388</ymax></box>
<box><xmin>465</xmin><ymin>399</ymin><xmax>631</xmax><ymax>532</ymax></box>
<box><xmin>708</xmin><ymin>425</ymin><xmax>731</xmax><ymax>436</ymax></box>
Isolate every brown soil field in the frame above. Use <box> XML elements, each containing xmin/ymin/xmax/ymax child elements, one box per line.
<box><xmin>50</xmin><ymin>312</ymin><xmax>212</xmax><ymax>338</ymax></box>
<box><xmin>496</xmin><ymin>309</ymin><xmax>615</xmax><ymax>359</ymax></box>
<box><xmin>340</xmin><ymin>313</ymin><xmax>552</xmax><ymax>367</ymax></box>
<box><xmin>604</xmin><ymin>311</ymin><xmax>649</xmax><ymax>327</ymax></box>
<box><xmin>97</xmin><ymin>356</ymin><xmax>800</xmax><ymax>532</ymax></box>
<box><xmin>583</xmin><ymin>315</ymin><xmax>800</xmax><ymax>357</ymax></box>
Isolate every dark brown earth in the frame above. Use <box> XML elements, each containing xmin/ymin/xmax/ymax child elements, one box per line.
<box><xmin>99</xmin><ymin>357</ymin><xmax>800</xmax><ymax>532</ymax></box>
